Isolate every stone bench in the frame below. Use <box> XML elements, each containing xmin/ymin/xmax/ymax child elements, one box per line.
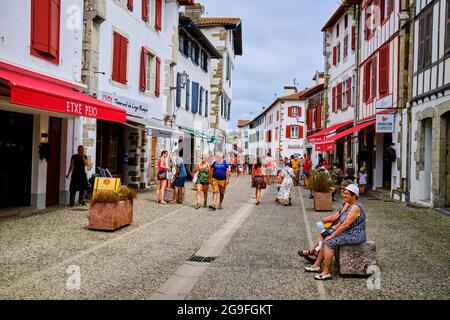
<box><xmin>335</xmin><ymin>241</ymin><xmax>377</xmax><ymax>276</ymax></box>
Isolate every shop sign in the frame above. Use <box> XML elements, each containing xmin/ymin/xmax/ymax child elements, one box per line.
<box><xmin>100</xmin><ymin>91</ymin><xmax>149</xmax><ymax>118</ymax></box>
<box><xmin>376</xmin><ymin>94</ymin><xmax>393</xmax><ymax>109</ymax></box>
<box><xmin>288</xmin><ymin>144</ymin><xmax>303</xmax><ymax>149</ymax></box>
<box><xmin>376</xmin><ymin>114</ymin><xmax>395</xmax><ymax>133</ymax></box>
<box><xmin>93</xmin><ymin>177</ymin><xmax>121</xmax><ymax>197</ymax></box>
<box><xmin>315</xmin><ymin>143</ymin><xmax>335</xmax><ymax>152</ymax></box>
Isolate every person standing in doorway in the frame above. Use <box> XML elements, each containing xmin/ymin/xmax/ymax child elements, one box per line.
<box><xmin>172</xmin><ymin>152</ymin><xmax>187</xmax><ymax>204</ymax></box>
<box><xmin>66</xmin><ymin>145</ymin><xmax>89</xmax><ymax>206</ymax></box>
<box><xmin>156</xmin><ymin>150</ymin><xmax>170</xmax><ymax>204</ymax></box>
<box><xmin>209</xmin><ymin>152</ymin><xmax>230</xmax><ymax>211</ymax></box>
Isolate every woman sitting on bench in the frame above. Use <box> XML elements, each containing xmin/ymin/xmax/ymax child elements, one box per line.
<box><xmin>304</xmin><ymin>184</ymin><xmax>367</xmax><ymax>280</ymax></box>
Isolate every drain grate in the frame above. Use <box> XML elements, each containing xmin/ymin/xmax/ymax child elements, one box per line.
<box><xmin>188</xmin><ymin>255</ymin><xmax>218</xmax><ymax>263</ymax></box>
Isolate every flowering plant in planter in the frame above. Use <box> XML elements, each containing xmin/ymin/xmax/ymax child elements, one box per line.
<box><xmin>89</xmin><ymin>186</ymin><xmax>137</xmax><ymax>231</ymax></box>
<box><xmin>308</xmin><ymin>171</ymin><xmax>336</xmax><ymax>211</ymax></box>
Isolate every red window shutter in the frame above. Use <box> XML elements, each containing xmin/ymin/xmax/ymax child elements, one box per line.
<box><xmin>346</xmin><ymin>78</ymin><xmax>352</xmax><ymax>107</ymax></box>
<box><xmin>31</xmin><ymin>0</ymin><xmax>60</xmax><ymax>59</ymax></box>
<box><xmin>31</xmin><ymin>0</ymin><xmax>51</xmax><ymax>54</ymax></box>
<box><xmin>155</xmin><ymin>56</ymin><xmax>161</xmax><ymax>97</ymax></box>
<box><xmin>288</xmin><ymin>106</ymin><xmax>292</xmax><ymax>117</ymax></box>
<box><xmin>333</xmin><ymin>46</ymin><xmax>336</xmax><ymax>65</ymax></box>
<box><xmin>363</xmin><ymin>64</ymin><xmax>367</xmax><ymax>102</ymax></box>
<box><xmin>127</xmin><ymin>0</ymin><xmax>133</xmax><ymax>11</ymax></box>
<box><xmin>337</xmin><ymin>83</ymin><xmax>342</xmax><ymax>110</ymax></box>
<box><xmin>387</xmin><ymin>0</ymin><xmax>394</xmax><ymax>15</ymax></box>
<box><xmin>344</xmin><ymin>35</ymin><xmax>348</xmax><ymax>58</ymax></box>
<box><xmin>371</xmin><ymin>56</ymin><xmax>377</xmax><ymax>98</ymax></box>
<box><xmin>351</xmin><ymin>25</ymin><xmax>356</xmax><ymax>50</ymax></box>
<box><xmin>119</xmin><ymin>35</ymin><xmax>128</xmax><ymax>84</ymax></box>
<box><xmin>332</xmin><ymin>86</ymin><xmax>336</xmax><ymax>112</ymax></box>
<box><xmin>299</xmin><ymin>126</ymin><xmax>304</xmax><ymax>139</ymax></box>
<box><xmin>112</xmin><ymin>32</ymin><xmax>121</xmax><ymax>82</ymax></box>
<box><xmin>337</xmin><ymin>43</ymin><xmax>341</xmax><ymax>63</ymax></box>
<box><xmin>140</xmin><ymin>47</ymin><xmax>147</xmax><ymax>92</ymax></box>
<box><xmin>298</xmin><ymin>107</ymin><xmax>302</xmax><ymax>117</ymax></box>
<box><xmin>155</xmin><ymin>0</ymin><xmax>162</xmax><ymax>31</ymax></box>
<box><xmin>48</xmin><ymin>0</ymin><xmax>60</xmax><ymax>58</ymax></box>
<box><xmin>142</xmin><ymin>0</ymin><xmax>148</xmax><ymax>22</ymax></box>
<box><xmin>379</xmin><ymin>44</ymin><xmax>390</xmax><ymax>94</ymax></box>
<box><xmin>316</xmin><ymin>107</ymin><xmax>322</xmax><ymax>129</ymax></box>
<box><xmin>286</xmin><ymin>126</ymin><xmax>291</xmax><ymax>139</ymax></box>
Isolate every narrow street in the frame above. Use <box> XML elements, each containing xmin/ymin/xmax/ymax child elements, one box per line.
<box><xmin>0</xmin><ymin>176</ymin><xmax>448</xmax><ymax>300</ymax></box>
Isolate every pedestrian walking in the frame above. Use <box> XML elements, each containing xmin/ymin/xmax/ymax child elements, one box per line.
<box><xmin>358</xmin><ymin>167</ymin><xmax>368</xmax><ymax>196</ymax></box>
<box><xmin>171</xmin><ymin>152</ymin><xmax>187</xmax><ymax>204</ymax></box>
<box><xmin>66</xmin><ymin>145</ymin><xmax>89</xmax><ymax>206</ymax></box>
<box><xmin>344</xmin><ymin>157</ymin><xmax>356</xmax><ymax>182</ymax></box>
<box><xmin>265</xmin><ymin>152</ymin><xmax>275</xmax><ymax>185</ymax></box>
<box><xmin>251</xmin><ymin>157</ymin><xmax>266</xmax><ymax>205</ymax></box>
<box><xmin>277</xmin><ymin>162</ymin><xmax>295</xmax><ymax>206</ymax></box>
<box><xmin>291</xmin><ymin>155</ymin><xmax>301</xmax><ymax>186</ymax></box>
<box><xmin>209</xmin><ymin>152</ymin><xmax>230</xmax><ymax>211</ymax></box>
<box><xmin>193</xmin><ymin>154</ymin><xmax>210</xmax><ymax>209</ymax></box>
<box><xmin>156</xmin><ymin>150</ymin><xmax>171</xmax><ymax>204</ymax></box>
<box><xmin>303</xmin><ymin>154</ymin><xmax>312</xmax><ymax>189</ymax></box>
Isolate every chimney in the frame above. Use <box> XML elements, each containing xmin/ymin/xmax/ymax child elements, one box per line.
<box><xmin>184</xmin><ymin>3</ymin><xmax>204</xmax><ymax>22</ymax></box>
<box><xmin>284</xmin><ymin>86</ymin><xmax>298</xmax><ymax>96</ymax></box>
<box><xmin>313</xmin><ymin>71</ymin><xmax>325</xmax><ymax>85</ymax></box>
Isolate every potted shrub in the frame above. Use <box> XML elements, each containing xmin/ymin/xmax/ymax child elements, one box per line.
<box><xmin>308</xmin><ymin>170</ymin><xmax>336</xmax><ymax>211</ymax></box>
<box><xmin>88</xmin><ymin>186</ymin><xmax>137</xmax><ymax>231</ymax></box>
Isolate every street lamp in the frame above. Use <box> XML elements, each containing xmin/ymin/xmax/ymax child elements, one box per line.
<box><xmin>170</xmin><ymin>71</ymin><xmax>189</xmax><ymax>90</ymax></box>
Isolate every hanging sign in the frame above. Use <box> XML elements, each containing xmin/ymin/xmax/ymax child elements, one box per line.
<box><xmin>376</xmin><ymin>114</ymin><xmax>395</xmax><ymax>133</ymax></box>
<box><xmin>100</xmin><ymin>91</ymin><xmax>150</xmax><ymax>118</ymax></box>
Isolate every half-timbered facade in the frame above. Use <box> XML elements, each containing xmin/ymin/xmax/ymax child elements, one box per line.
<box><xmin>408</xmin><ymin>0</ymin><xmax>450</xmax><ymax>208</ymax></box>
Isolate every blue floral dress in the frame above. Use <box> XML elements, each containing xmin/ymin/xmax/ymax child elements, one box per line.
<box><xmin>325</xmin><ymin>201</ymin><xmax>366</xmax><ymax>249</ymax></box>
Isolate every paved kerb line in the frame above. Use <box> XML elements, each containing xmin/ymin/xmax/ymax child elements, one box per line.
<box><xmin>298</xmin><ymin>185</ymin><xmax>328</xmax><ymax>300</ymax></box>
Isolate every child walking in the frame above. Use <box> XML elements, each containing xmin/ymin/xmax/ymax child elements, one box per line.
<box><xmin>358</xmin><ymin>167</ymin><xmax>368</xmax><ymax>196</ymax></box>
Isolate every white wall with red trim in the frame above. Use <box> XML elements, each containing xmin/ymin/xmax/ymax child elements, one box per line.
<box><xmin>97</xmin><ymin>0</ymin><xmax>170</xmax><ymax>121</ymax></box>
<box><xmin>324</xmin><ymin>8</ymin><xmax>357</xmax><ymax>126</ymax></box>
<box><xmin>0</xmin><ymin>0</ymin><xmax>84</xmax><ymax>84</ymax></box>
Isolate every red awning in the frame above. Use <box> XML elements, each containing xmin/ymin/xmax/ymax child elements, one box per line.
<box><xmin>315</xmin><ymin>120</ymin><xmax>375</xmax><ymax>151</ymax></box>
<box><xmin>0</xmin><ymin>69</ymin><xmax>126</xmax><ymax>123</ymax></box>
<box><xmin>307</xmin><ymin>120</ymin><xmax>353</xmax><ymax>143</ymax></box>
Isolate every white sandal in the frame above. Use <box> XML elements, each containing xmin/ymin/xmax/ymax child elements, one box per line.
<box><xmin>314</xmin><ymin>274</ymin><xmax>332</xmax><ymax>280</ymax></box>
<box><xmin>304</xmin><ymin>266</ymin><xmax>321</xmax><ymax>273</ymax></box>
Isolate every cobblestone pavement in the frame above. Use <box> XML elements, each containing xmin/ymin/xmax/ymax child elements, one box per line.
<box><xmin>0</xmin><ymin>176</ymin><xmax>449</xmax><ymax>299</ymax></box>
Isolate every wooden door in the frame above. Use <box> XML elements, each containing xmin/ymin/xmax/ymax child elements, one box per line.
<box><xmin>151</xmin><ymin>136</ymin><xmax>157</xmax><ymax>182</ymax></box>
<box><xmin>446</xmin><ymin>116</ymin><xmax>450</xmax><ymax>207</ymax></box>
<box><xmin>46</xmin><ymin>117</ymin><xmax>62</xmax><ymax>207</ymax></box>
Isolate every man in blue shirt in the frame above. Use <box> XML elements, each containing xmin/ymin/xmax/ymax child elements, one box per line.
<box><xmin>172</xmin><ymin>152</ymin><xmax>187</xmax><ymax>204</ymax></box>
<box><xmin>209</xmin><ymin>152</ymin><xmax>230</xmax><ymax>210</ymax></box>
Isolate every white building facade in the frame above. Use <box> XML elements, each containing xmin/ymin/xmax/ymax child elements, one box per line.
<box><xmin>407</xmin><ymin>0</ymin><xmax>450</xmax><ymax>208</ymax></box>
<box><xmin>0</xmin><ymin>0</ymin><xmax>127</xmax><ymax>209</ymax></box>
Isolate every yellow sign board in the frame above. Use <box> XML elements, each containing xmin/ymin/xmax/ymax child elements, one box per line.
<box><xmin>93</xmin><ymin>177</ymin><xmax>121</xmax><ymax>197</ymax></box>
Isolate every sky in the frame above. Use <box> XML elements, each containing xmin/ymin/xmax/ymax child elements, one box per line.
<box><xmin>201</xmin><ymin>0</ymin><xmax>339</xmax><ymax>129</ymax></box>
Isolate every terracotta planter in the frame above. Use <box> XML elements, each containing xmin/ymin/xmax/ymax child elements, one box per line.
<box><xmin>313</xmin><ymin>192</ymin><xmax>333</xmax><ymax>211</ymax></box>
<box><xmin>88</xmin><ymin>199</ymin><xmax>133</xmax><ymax>231</ymax></box>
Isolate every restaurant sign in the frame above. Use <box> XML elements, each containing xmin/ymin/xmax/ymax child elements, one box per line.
<box><xmin>100</xmin><ymin>91</ymin><xmax>149</xmax><ymax>118</ymax></box>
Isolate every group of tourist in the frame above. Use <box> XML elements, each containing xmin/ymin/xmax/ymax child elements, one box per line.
<box><xmin>155</xmin><ymin>150</ymin><xmax>231</xmax><ymax>210</ymax></box>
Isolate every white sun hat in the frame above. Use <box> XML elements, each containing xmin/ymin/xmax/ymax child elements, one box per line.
<box><xmin>345</xmin><ymin>184</ymin><xmax>360</xmax><ymax>197</ymax></box>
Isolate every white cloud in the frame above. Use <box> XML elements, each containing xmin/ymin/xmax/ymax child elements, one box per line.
<box><xmin>200</xmin><ymin>0</ymin><xmax>339</xmax><ymax>127</ymax></box>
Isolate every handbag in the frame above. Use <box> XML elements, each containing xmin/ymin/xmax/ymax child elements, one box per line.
<box><xmin>158</xmin><ymin>170</ymin><xmax>166</xmax><ymax>180</ymax></box>
<box><xmin>321</xmin><ymin>227</ymin><xmax>335</xmax><ymax>238</ymax></box>
<box><xmin>193</xmin><ymin>172</ymin><xmax>199</xmax><ymax>184</ymax></box>
<box><xmin>261</xmin><ymin>178</ymin><xmax>267</xmax><ymax>189</ymax></box>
